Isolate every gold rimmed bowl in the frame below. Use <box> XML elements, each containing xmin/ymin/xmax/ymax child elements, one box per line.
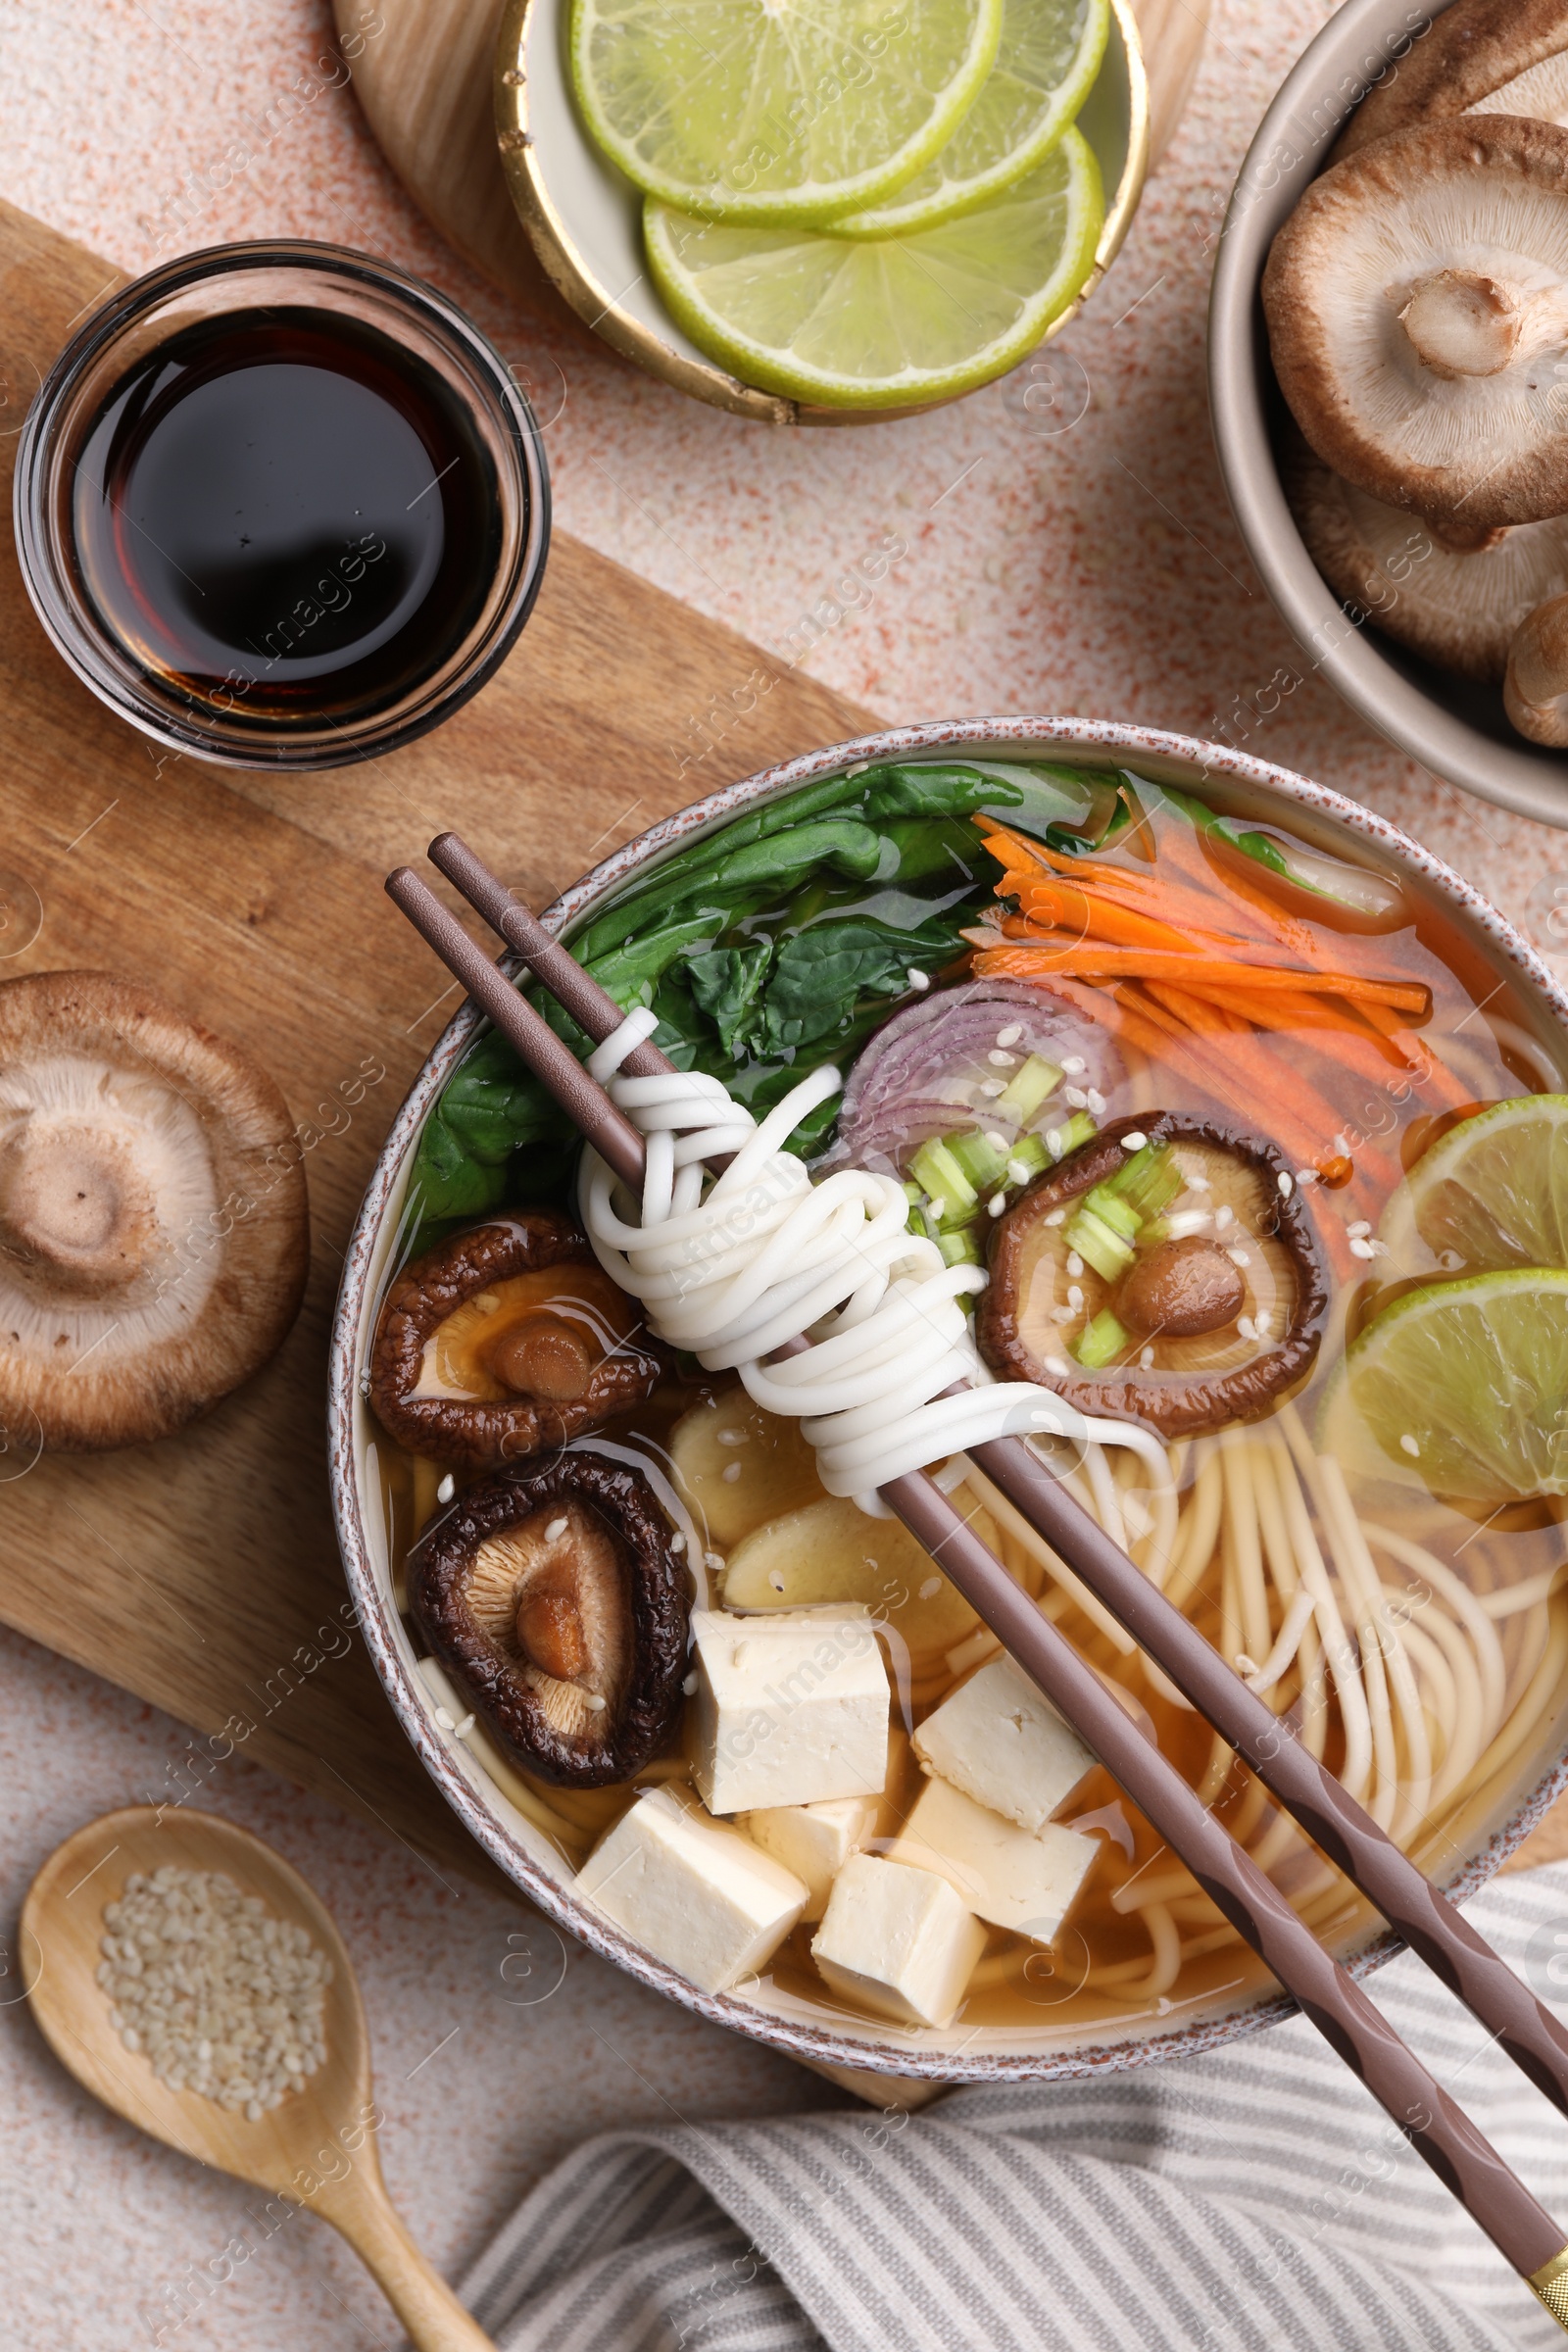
<box><xmin>493</xmin><ymin>0</ymin><xmax>1149</xmax><ymax>423</ymax></box>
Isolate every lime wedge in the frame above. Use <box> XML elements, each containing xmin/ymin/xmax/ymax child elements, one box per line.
<box><xmin>1379</xmin><ymin>1096</ymin><xmax>1568</xmax><ymax>1276</ymax></box>
<box><xmin>830</xmin><ymin>0</ymin><xmax>1108</xmax><ymax>237</ymax></box>
<box><xmin>644</xmin><ymin>130</ymin><xmax>1102</xmax><ymax>409</ymax></box>
<box><xmin>569</xmin><ymin>0</ymin><xmax>1004</xmax><ymax>225</ymax></box>
<box><xmin>1322</xmin><ymin>1268</ymin><xmax>1568</xmax><ymax>1503</ymax></box>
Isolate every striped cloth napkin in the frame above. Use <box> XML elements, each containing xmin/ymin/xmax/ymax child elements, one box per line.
<box><xmin>459</xmin><ymin>1861</ymin><xmax>1568</xmax><ymax>2352</ymax></box>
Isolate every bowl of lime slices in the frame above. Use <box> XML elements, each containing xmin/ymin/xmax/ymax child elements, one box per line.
<box><xmin>495</xmin><ymin>0</ymin><xmax>1149</xmax><ymax>421</ymax></box>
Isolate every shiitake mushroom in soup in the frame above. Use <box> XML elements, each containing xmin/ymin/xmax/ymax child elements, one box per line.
<box><xmin>370</xmin><ymin>757</ymin><xmax>1568</xmax><ymax>2042</ymax></box>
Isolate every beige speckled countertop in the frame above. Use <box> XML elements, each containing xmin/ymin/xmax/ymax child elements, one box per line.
<box><xmin>5</xmin><ymin>1</ymin><xmax>1568</xmax><ymax>2344</ymax></box>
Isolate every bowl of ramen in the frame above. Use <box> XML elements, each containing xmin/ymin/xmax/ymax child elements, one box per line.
<box><xmin>329</xmin><ymin>718</ymin><xmax>1568</xmax><ymax>2082</ymax></box>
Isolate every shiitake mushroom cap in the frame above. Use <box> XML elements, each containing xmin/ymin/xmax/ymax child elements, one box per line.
<box><xmin>369</xmin><ymin>1213</ymin><xmax>662</xmax><ymax>1470</ymax></box>
<box><xmin>409</xmin><ymin>1450</ymin><xmax>689</xmax><ymax>1788</ymax></box>
<box><xmin>976</xmin><ymin>1111</ymin><xmax>1331</xmax><ymax>1439</ymax></box>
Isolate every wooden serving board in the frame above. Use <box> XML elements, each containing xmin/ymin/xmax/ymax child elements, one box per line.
<box><xmin>341</xmin><ymin>0</ymin><xmax>1212</xmax><ymax>332</ymax></box>
<box><xmin>0</xmin><ymin>198</ymin><xmax>866</xmax><ymax>1898</ymax></box>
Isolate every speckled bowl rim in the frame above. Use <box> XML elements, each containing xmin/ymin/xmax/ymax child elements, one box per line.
<box><xmin>328</xmin><ymin>715</ymin><xmax>1568</xmax><ymax>2083</ymax></box>
<box><xmin>1206</xmin><ymin>0</ymin><xmax>1568</xmax><ymax>827</ymax></box>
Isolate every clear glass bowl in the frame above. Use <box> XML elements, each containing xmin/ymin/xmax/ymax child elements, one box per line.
<box><xmin>12</xmin><ymin>241</ymin><xmax>550</xmax><ymax>771</ymax></box>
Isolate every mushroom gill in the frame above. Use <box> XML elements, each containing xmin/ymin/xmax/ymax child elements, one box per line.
<box><xmin>1263</xmin><ymin>119</ymin><xmax>1568</xmax><ymax>531</ymax></box>
<box><xmin>975</xmin><ymin>1111</ymin><xmax>1330</xmax><ymax>1440</ymax></box>
<box><xmin>408</xmin><ymin>1451</ymin><xmax>689</xmax><ymax>1787</ymax></box>
<box><xmin>1281</xmin><ymin>431</ymin><xmax>1568</xmax><ymax>682</ymax></box>
<box><xmin>369</xmin><ymin>1212</ymin><xmax>662</xmax><ymax>1469</ymax></box>
<box><xmin>1506</xmin><ymin>588</ymin><xmax>1568</xmax><ymax>742</ymax></box>
<box><xmin>0</xmin><ymin>969</ymin><xmax>308</xmax><ymax>1449</ymax></box>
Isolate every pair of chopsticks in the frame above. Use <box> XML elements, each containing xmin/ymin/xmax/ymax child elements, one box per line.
<box><xmin>388</xmin><ymin>834</ymin><xmax>1568</xmax><ymax>2321</ymax></box>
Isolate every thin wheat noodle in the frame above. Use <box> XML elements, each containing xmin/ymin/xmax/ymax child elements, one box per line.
<box><xmin>1483</xmin><ymin>1561</ymin><xmax>1568</xmax><ymax>1617</ymax></box>
<box><xmin>1400</xmin><ymin>1598</ymin><xmax>1488</xmax><ymax>1802</ymax></box>
<box><xmin>1162</xmin><ymin>1447</ymin><xmax>1224</xmax><ymax>1612</ymax></box>
<box><xmin>1359</xmin><ymin>1524</ymin><xmax>1508</xmax><ymax>1730</ymax></box>
<box><xmin>1318</xmin><ymin>1456</ymin><xmax>1433</xmax><ymax>1837</ymax></box>
<box><xmin>1443</xmin><ymin>1602</ymin><xmax>1568</xmax><ymax>1812</ymax></box>
<box><xmin>1265</xmin><ymin>1429</ymin><xmax>1375</xmax><ymax>1803</ymax></box>
<box><xmin>1220</xmin><ymin>1433</ymin><xmax>1271</xmax><ymax>1668</ymax></box>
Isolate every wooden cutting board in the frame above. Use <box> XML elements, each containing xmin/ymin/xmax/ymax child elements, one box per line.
<box><xmin>0</xmin><ymin>196</ymin><xmax>866</xmax><ymax>1898</ymax></box>
<box><xmin>1</xmin><ymin>192</ymin><xmax>1561</xmax><ymax>1909</ymax></box>
<box><xmin>339</xmin><ymin>0</ymin><xmax>1212</xmax><ymax>334</ymax></box>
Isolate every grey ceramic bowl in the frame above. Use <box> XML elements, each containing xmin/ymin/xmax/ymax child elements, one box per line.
<box><xmin>329</xmin><ymin>717</ymin><xmax>1568</xmax><ymax>2083</ymax></box>
<box><xmin>1208</xmin><ymin>0</ymin><xmax>1568</xmax><ymax>827</ymax></box>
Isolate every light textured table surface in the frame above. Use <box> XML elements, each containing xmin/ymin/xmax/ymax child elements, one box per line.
<box><xmin>4</xmin><ymin>3</ymin><xmax>1568</xmax><ymax>2347</ymax></box>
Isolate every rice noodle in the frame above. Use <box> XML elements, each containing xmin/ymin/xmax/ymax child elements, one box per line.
<box><xmin>578</xmin><ymin>1011</ymin><xmax>1091</xmax><ymax>1505</ymax></box>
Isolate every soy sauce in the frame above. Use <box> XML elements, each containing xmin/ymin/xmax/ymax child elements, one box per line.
<box><xmin>71</xmin><ymin>307</ymin><xmax>501</xmax><ymax>730</ymax></box>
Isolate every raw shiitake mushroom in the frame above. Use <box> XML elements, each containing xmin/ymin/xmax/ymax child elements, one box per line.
<box><xmin>1281</xmin><ymin>430</ymin><xmax>1568</xmax><ymax>682</ymax></box>
<box><xmin>976</xmin><ymin>1112</ymin><xmax>1330</xmax><ymax>1439</ymax></box>
<box><xmin>1264</xmin><ymin>118</ymin><xmax>1568</xmax><ymax>531</ymax></box>
<box><xmin>0</xmin><ymin>969</ymin><xmax>308</xmax><ymax>1449</ymax></box>
<box><xmin>408</xmin><ymin>1450</ymin><xmax>688</xmax><ymax>1787</ymax></box>
<box><xmin>369</xmin><ymin>1213</ymin><xmax>662</xmax><ymax>1469</ymax></box>
<box><xmin>1334</xmin><ymin>0</ymin><xmax>1568</xmax><ymax>162</ymax></box>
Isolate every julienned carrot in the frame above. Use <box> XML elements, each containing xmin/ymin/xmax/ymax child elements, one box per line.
<box><xmin>1180</xmin><ymin>981</ymin><xmax>1427</xmax><ymax>1085</ymax></box>
<box><xmin>975</xmin><ymin>942</ymin><xmax>1431</xmax><ymax>1014</ymax></box>
<box><xmin>1003</xmin><ymin>879</ymin><xmax>1199</xmax><ymax>954</ymax></box>
<box><xmin>1146</xmin><ymin>818</ymin><xmax>1323</xmax><ymax>961</ymax></box>
<box><xmin>1354</xmin><ymin>1000</ymin><xmax>1475</xmax><ymax>1110</ymax></box>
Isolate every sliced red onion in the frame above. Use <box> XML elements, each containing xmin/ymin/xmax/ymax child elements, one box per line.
<box><xmin>826</xmin><ymin>979</ymin><xmax>1125</xmax><ymax>1175</ymax></box>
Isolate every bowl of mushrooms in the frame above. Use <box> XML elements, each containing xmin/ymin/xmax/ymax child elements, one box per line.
<box><xmin>1209</xmin><ymin>0</ymin><xmax>1568</xmax><ymax>825</ymax></box>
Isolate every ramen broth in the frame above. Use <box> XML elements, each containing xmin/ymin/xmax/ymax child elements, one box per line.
<box><xmin>369</xmin><ymin>764</ymin><xmax>1568</xmax><ymax>2040</ymax></box>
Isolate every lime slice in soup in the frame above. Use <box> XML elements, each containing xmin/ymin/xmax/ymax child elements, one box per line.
<box><xmin>644</xmin><ymin>131</ymin><xmax>1102</xmax><ymax>409</ymax></box>
<box><xmin>569</xmin><ymin>0</ymin><xmax>1004</xmax><ymax>224</ymax></box>
<box><xmin>1322</xmin><ymin>1268</ymin><xmax>1568</xmax><ymax>1503</ymax></box>
<box><xmin>1379</xmin><ymin>1096</ymin><xmax>1568</xmax><ymax>1275</ymax></box>
<box><xmin>831</xmin><ymin>0</ymin><xmax>1108</xmax><ymax>237</ymax></box>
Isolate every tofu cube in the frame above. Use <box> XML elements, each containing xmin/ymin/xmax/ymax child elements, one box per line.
<box><xmin>912</xmin><ymin>1655</ymin><xmax>1095</xmax><ymax>1832</ymax></box>
<box><xmin>577</xmin><ymin>1786</ymin><xmax>807</xmax><ymax>1995</ymax></box>
<box><xmin>690</xmin><ymin>1608</ymin><xmax>889</xmax><ymax>1816</ymax></box>
<box><xmin>744</xmin><ymin>1795</ymin><xmax>878</xmax><ymax>1921</ymax></box>
<box><xmin>887</xmin><ymin>1775</ymin><xmax>1099</xmax><ymax>1942</ymax></box>
<box><xmin>811</xmin><ymin>1853</ymin><xmax>985</xmax><ymax>2031</ymax></box>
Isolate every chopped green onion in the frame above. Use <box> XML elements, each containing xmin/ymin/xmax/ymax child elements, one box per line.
<box><xmin>1105</xmin><ymin>1143</ymin><xmax>1183</xmax><ymax>1222</ymax></box>
<box><xmin>1045</xmin><ymin>1110</ymin><xmax>1098</xmax><ymax>1162</ymax></box>
<box><xmin>908</xmin><ymin>1138</ymin><xmax>977</xmax><ymax>1216</ymax></box>
<box><xmin>937</xmin><ymin>1226</ymin><xmax>983</xmax><ymax>1269</ymax></box>
<box><xmin>946</xmin><ymin>1128</ymin><xmax>1012</xmax><ymax>1191</ymax></box>
<box><xmin>1078</xmin><ymin>1184</ymin><xmax>1142</xmax><ymax>1243</ymax></box>
<box><xmin>1076</xmin><ymin>1309</ymin><xmax>1133</xmax><ymax>1369</ymax></box>
<box><xmin>1063</xmin><ymin>1206</ymin><xmax>1137</xmax><ymax>1284</ymax></box>
<box><xmin>1006</xmin><ymin>1134</ymin><xmax>1050</xmax><ymax>1183</ymax></box>
<box><xmin>994</xmin><ymin>1053</ymin><xmax>1062</xmax><ymax>1125</ymax></box>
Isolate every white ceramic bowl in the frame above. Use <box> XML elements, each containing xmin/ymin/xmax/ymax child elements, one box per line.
<box><xmin>493</xmin><ymin>0</ymin><xmax>1149</xmax><ymax>424</ymax></box>
<box><xmin>328</xmin><ymin>717</ymin><xmax>1568</xmax><ymax>2083</ymax></box>
<box><xmin>1208</xmin><ymin>0</ymin><xmax>1568</xmax><ymax>827</ymax></box>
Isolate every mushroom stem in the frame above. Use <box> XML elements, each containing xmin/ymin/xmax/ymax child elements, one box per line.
<box><xmin>1505</xmin><ymin>589</ymin><xmax>1568</xmax><ymax>744</ymax></box>
<box><xmin>1397</xmin><ymin>269</ymin><xmax>1568</xmax><ymax>377</ymax></box>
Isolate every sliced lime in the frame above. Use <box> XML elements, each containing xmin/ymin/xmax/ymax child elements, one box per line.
<box><xmin>1379</xmin><ymin>1096</ymin><xmax>1568</xmax><ymax>1276</ymax></box>
<box><xmin>830</xmin><ymin>0</ymin><xmax>1108</xmax><ymax>237</ymax></box>
<box><xmin>1322</xmin><ymin>1268</ymin><xmax>1568</xmax><ymax>1503</ymax></box>
<box><xmin>569</xmin><ymin>0</ymin><xmax>1004</xmax><ymax>225</ymax></box>
<box><xmin>643</xmin><ymin>130</ymin><xmax>1103</xmax><ymax>409</ymax></box>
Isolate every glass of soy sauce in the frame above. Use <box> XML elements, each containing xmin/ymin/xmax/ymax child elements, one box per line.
<box><xmin>14</xmin><ymin>242</ymin><xmax>551</xmax><ymax>768</ymax></box>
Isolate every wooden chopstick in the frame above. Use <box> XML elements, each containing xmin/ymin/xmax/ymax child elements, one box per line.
<box><xmin>425</xmin><ymin>830</ymin><xmax>1568</xmax><ymax>2128</ymax></box>
<box><xmin>386</xmin><ymin>855</ymin><xmax>1568</xmax><ymax>2322</ymax></box>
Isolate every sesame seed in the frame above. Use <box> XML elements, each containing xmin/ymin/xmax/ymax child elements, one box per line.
<box><xmin>455</xmin><ymin>1714</ymin><xmax>475</xmax><ymax>1738</ymax></box>
<box><xmin>768</xmin><ymin>1569</ymin><xmax>787</xmax><ymax>1592</ymax></box>
<box><xmin>670</xmin><ymin>1531</ymin><xmax>687</xmax><ymax>1554</ymax></box>
<box><xmin>585</xmin><ymin>1693</ymin><xmax>608</xmax><ymax>1712</ymax></box>
<box><xmin>1066</xmin><ymin>1251</ymin><xmax>1084</xmax><ymax>1278</ymax></box>
<box><xmin>983</xmin><ymin>1130</ymin><xmax>1008</xmax><ymax>1151</ymax></box>
<box><xmin>722</xmin><ymin>1461</ymin><xmax>742</xmax><ymax>1482</ymax></box>
<box><xmin>928</xmin><ymin>1197</ymin><xmax>948</xmax><ymax>1221</ymax></box>
<box><xmin>715</xmin><ymin>1428</ymin><xmax>748</xmax><ymax>1446</ymax></box>
<box><xmin>1227</xmin><ymin>1247</ymin><xmax>1250</xmax><ymax>1268</ymax></box>
<box><xmin>1045</xmin><ymin>1353</ymin><xmax>1072</xmax><ymax>1376</ymax></box>
<box><xmin>1045</xmin><ymin>1130</ymin><xmax>1064</xmax><ymax>1158</ymax></box>
<box><xmin>906</xmin><ymin>967</ymin><xmax>931</xmax><ymax>991</ymax></box>
<box><xmin>436</xmin><ymin>1473</ymin><xmax>456</xmax><ymax>1504</ymax></box>
<box><xmin>1188</xmin><ymin>1173</ymin><xmax>1211</xmax><ymax>1193</ymax></box>
<box><xmin>1140</xmin><ymin>1347</ymin><xmax>1154</xmax><ymax>1370</ymax></box>
<box><xmin>434</xmin><ymin>1706</ymin><xmax>456</xmax><ymax>1731</ymax></box>
<box><xmin>996</xmin><ymin>1025</ymin><xmax>1022</xmax><ymax>1048</ymax></box>
<box><xmin>1295</xmin><ymin>1167</ymin><xmax>1317</xmax><ymax>1185</ymax></box>
<box><xmin>1399</xmin><ymin>1433</ymin><xmax>1421</xmax><ymax>1458</ymax></box>
<box><xmin>1277</xmin><ymin>1171</ymin><xmax>1294</xmax><ymax>1197</ymax></box>
<box><xmin>1348</xmin><ymin>1220</ymin><xmax>1371</xmax><ymax>1239</ymax></box>
<box><xmin>545</xmin><ymin>1515</ymin><xmax>568</xmax><ymax>1542</ymax></box>
<box><xmin>988</xmin><ymin>1049</ymin><xmax>1018</xmax><ymax>1068</ymax></box>
<box><xmin>705</xmin><ymin>1549</ymin><xmax>726</xmax><ymax>1572</ymax></box>
<box><xmin>1348</xmin><ymin>1237</ymin><xmax>1375</xmax><ymax>1259</ymax></box>
<box><xmin>1238</xmin><ymin>1314</ymin><xmax>1257</xmax><ymax>1342</ymax></box>
<box><xmin>682</xmin><ymin>1672</ymin><xmax>699</xmax><ymax>1695</ymax></box>
<box><xmin>979</xmin><ymin>1077</ymin><xmax>1006</xmax><ymax>1098</ymax></box>
<box><xmin>1006</xmin><ymin>1159</ymin><xmax>1032</xmax><ymax>1185</ymax></box>
<box><xmin>1086</xmin><ymin>1089</ymin><xmax>1106</xmax><ymax>1115</ymax></box>
<box><xmin>1061</xmin><ymin>1055</ymin><xmax>1087</xmax><ymax>1075</ymax></box>
<box><xmin>1120</xmin><ymin>1130</ymin><xmax>1148</xmax><ymax>1153</ymax></box>
<box><xmin>1215</xmin><ymin>1205</ymin><xmax>1234</xmax><ymax>1230</ymax></box>
<box><xmin>1063</xmin><ymin>1085</ymin><xmax>1088</xmax><ymax>1109</ymax></box>
<box><xmin>988</xmin><ymin>1193</ymin><xmax>1006</xmax><ymax>1217</ymax></box>
<box><xmin>1044</xmin><ymin>1206</ymin><xmax>1066</xmax><ymax>1226</ymax></box>
<box><xmin>1067</xmin><ymin>1285</ymin><xmax>1084</xmax><ymax>1312</ymax></box>
<box><xmin>918</xmin><ymin>1576</ymin><xmax>943</xmax><ymax>1599</ymax></box>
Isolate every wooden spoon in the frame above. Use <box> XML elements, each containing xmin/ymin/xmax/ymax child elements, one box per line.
<box><xmin>21</xmin><ymin>1805</ymin><xmax>494</xmax><ymax>2351</ymax></box>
